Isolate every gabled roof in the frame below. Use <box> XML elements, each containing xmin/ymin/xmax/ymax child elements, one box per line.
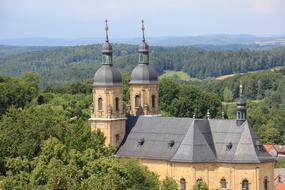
<box><xmin>116</xmin><ymin>116</ymin><xmax>275</xmax><ymax>163</ymax></box>
<box><xmin>264</xmin><ymin>144</ymin><xmax>275</xmax><ymax>152</ymax></box>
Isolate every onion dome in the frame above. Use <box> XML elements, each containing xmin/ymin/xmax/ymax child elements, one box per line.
<box><xmin>94</xmin><ymin>65</ymin><xmax>122</xmax><ymax>86</ymax></box>
<box><xmin>94</xmin><ymin>20</ymin><xmax>122</xmax><ymax>86</ymax></box>
<box><xmin>130</xmin><ymin>64</ymin><xmax>158</xmax><ymax>84</ymax></box>
<box><xmin>130</xmin><ymin>20</ymin><xmax>158</xmax><ymax>84</ymax></box>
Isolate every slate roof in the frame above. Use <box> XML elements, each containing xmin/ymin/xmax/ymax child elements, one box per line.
<box><xmin>130</xmin><ymin>63</ymin><xmax>158</xmax><ymax>84</ymax></box>
<box><xmin>116</xmin><ymin>116</ymin><xmax>275</xmax><ymax>163</ymax></box>
<box><xmin>94</xmin><ymin>65</ymin><xmax>122</xmax><ymax>86</ymax></box>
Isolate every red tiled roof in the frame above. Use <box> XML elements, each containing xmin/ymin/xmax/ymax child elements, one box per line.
<box><xmin>276</xmin><ymin>183</ymin><xmax>285</xmax><ymax>190</ymax></box>
<box><xmin>264</xmin><ymin>144</ymin><xmax>273</xmax><ymax>152</ymax></box>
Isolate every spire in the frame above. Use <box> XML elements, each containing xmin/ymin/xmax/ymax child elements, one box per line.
<box><xmin>239</xmin><ymin>81</ymin><xmax>243</xmax><ymax>97</ymax></box>
<box><xmin>141</xmin><ymin>19</ymin><xmax>145</xmax><ymax>42</ymax></box>
<box><xmin>105</xmin><ymin>19</ymin><xmax>109</xmax><ymax>42</ymax></box>
<box><xmin>236</xmin><ymin>80</ymin><xmax>246</xmax><ymax>126</ymax></box>
<box><xmin>138</xmin><ymin>19</ymin><xmax>149</xmax><ymax>64</ymax></box>
<box><xmin>101</xmin><ymin>19</ymin><xmax>112</xmax><ymax>64</ymax></box>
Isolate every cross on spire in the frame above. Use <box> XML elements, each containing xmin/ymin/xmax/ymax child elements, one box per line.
<box><xmin>105</xmin><ymin>19</ymin><xmax>109</xmax><ymax>42</ymax></box>
<box><xmin>141</xmin><ymin>19</ymin><xmax>145</xmax><ymax>42</ymax></box>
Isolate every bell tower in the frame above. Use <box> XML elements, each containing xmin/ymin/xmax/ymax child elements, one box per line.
<box><xmin>129</xmin><ymin>20</ymin><xmax>160</xmax><ymax>116</ymax></box>
<box><xmin>236</xmin><ymin>82</ymin><xmax>247</xmax><ymax>126</ymax></box>
<box><xmin>90</xmin><ymin>20</ymin><xmax>126</xmax><ymax>148</ymax></box>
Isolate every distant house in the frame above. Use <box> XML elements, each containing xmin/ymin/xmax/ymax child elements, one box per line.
<box><xmin>275</xmin><ymin>169</ymin><xmax>285</xmax><ymax>184</ymax></box>
<box><xmin>264</xmin><ymin>144</ymin><xmax>278</xmax><ymax>157</ymax></box>
<box><xmin>274</xmin><ymin>169</ymin><xmax>285</xmax><ymax>190</ymax></box>
<box><xmin>274</xmin><ymin>145</ymin><xmax>285</xmax><ymax>157</ymax></box>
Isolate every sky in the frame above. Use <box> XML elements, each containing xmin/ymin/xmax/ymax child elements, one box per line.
<box><xmin>0</xmin><ymin>0</ymin><xmax>285</xmax><ymax>39</ymax></box>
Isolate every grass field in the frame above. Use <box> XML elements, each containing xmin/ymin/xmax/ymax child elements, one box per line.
<box><xmin>216</xmin><ymin>66</ymin><xmax>285</xmax><ymax>81</ymax></box>
<box><xmin>159</xmin><ymin>70</ymin><xmax>191</xmax><ymax>81</ymax></box>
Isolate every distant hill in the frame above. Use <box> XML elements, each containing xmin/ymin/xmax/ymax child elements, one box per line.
<box><xmin>0</xmin><ymin>44</ymin><xmax>284</xmax><ymax>88</ymax></box>
<box><xmin>1</xmin><ymin>34</ymin><xmax>285</xmax><ymax>49</ymax></box>
<box><xmin>0</xmin><ymin>45</ymin><xmax>49</xmax><ymax>58</ymax></box>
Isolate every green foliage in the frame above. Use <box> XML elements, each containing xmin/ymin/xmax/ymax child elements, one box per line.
<box><xmin>160</xmin><ymin>70</ymin><xmax>191</xmax><ymax>81</ymax></box>
<box><xmin>223</xmin><ymin>87</ymin><xmax>233</xmax><ymax>102</ymax></box>
<box><xmin>122</xmin><ymin>73</ymin><xmax>131</xmax><ymax>103</ymax></box>
<box><xmin>217</xmin><ymin>69</ymin><xmax>285</xmax><ymax>144</ymax></box>
<box><xmin>0</xmin><ymin>105</ymin><xmax>67</xmax><ymax>159</ymax></box>
<box><xmin>1</xmin><ymin>44</ymin><xmax>285</xmax><ymax>88</ymax></box>
<box><xmin>275</xmin><ymin>159</ymin><xmax>285</xmax><ymax>168</ymax></box>
<box><xmin>160</xmin><ymin>177</ymin><xmax>178</xmax><ymax>190</ymax></box>
<box><xmin>192</xmin><ymin>180</ymin><xmax>208</xmax><ymax>190</ymax></box>
<box><xmin>0</xmin><ymin>73</ymin><xmax>40</xmax><ymax>116</ymax></box>
<box><xmin>1</xmin><ymin>138</ymin><xmax>160</xmax><ymax>190</ymax></box>
<box><xmin>160</xmin><ymin>78</ymin><xmax>222</xmax><ymax>118</ymax></box>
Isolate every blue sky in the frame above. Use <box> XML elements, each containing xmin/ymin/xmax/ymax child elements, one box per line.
<box><xmin>1</xmin><ymin>0</ymin><xmax>285</xmax><ymax>39</ymax></box>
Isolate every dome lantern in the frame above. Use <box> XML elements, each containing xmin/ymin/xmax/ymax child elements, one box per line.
<box><xmin>94</xmin><ymin>20</ymin><xmax>122</xmax><ymax>86</ymax></box>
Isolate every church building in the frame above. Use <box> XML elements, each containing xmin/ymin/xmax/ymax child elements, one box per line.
<box><xmin>89</xmin><ymin>20</ymin><xmax>275</xmax><ymax>190</ymax></box>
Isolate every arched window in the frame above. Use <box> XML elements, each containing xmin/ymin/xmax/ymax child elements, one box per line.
<box><xmin>139</xmin><ymin>53</ymin><xmax>144</xmax><ymax>63</ymax></box>
<box><xmin>242</xmin><ymin>179</ymin><xmax>249</xmax><ymax>190</ymax></box>
<box><xmin>115</xmin><ymin>134</ymin><xmax>120</xmax><ymax>148</ymax></box>
<box><xmin>115</xmin><ymin>97</ymin><xmax>119</xmax><ymax>111</ymax></box>
<box><xmin>151</xmin><ymin>95</ymin><xmax>156</xmax><ymax>108</ymax></box>
<box><xmin>220</xmin><ymin>178</ymin><xmax>227</xmax><ymax>189</ymax></box>
<box><xmin>264</xmin><ymin>177</ymin><xmax>268</xmax><ymax>190</ymax></box>
<box><xmin>98</xmin><ymin>97</ymin><xmax>103</xmax><ymax>111</ymax></box>
<box><xmin>237</xmin><ymin>111</ymin><xmax>241</xmax><ymax>119</ymax></box>
<box><xmin>102</xmin><ymin>55</ymin><xmax>111</xmax><ymax>64</ymax></box>
<box><xmin>180</xmin><ymin>178</ymin><xmax>186</xmax><ymax>190</ymax></box>
<box><xmin>135</xmin><ymin>95</ymin><xmax>140</xmax><ymax>108</ymax></box>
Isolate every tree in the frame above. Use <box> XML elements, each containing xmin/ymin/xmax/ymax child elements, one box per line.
<box><xmin>0</xmin><ymin>73</ymin><xmax>40</xmax><ymax>116</ymax></box>
<box><xmin>192</xmin><ymin>180</ymin><xmax>208</xmax><ymax>190</ymax></box>
<box><xmin>223</xmin><ymin>87</ymin><xmax>233</xmax><ymax>102</ymax></box>
<box><xmin>0</xmin><ymin>105</ymin><xmax>67</xmax><ymax>159</ymax></box>
<box><xmin>161</xmin><ymin>177</ymin><xmax>178</xmax><ymax>190</ymax></box>
<box><xmin>1</xmin><ymin>138</ymin><xmax>160</xmax><ymax>190</ymax></box>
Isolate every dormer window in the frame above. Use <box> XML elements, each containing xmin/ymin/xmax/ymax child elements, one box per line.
<box><xmin>255</xmin><ymin>140</ymin><xmax>264</xmax><ymax>152</ymax></box>
<box><xmin>226</xmin><ymin>142</ymin><xmax>233</xmax><ymax>151</ymax></box>
<box><xmin>138</xmin><ymin>138</ymin><xmax>144</xmax><ymax>146</ymax></box>
<box><xmin>168</xmin><ymin>140</ymin><xmax>175</xmax><ymax>148</ymax></box>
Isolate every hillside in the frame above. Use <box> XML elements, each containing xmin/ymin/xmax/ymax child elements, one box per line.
<box><xmin>0</xmin><ymin>44</ymin><xmax>285</xmax><ymax>88</ymax></box>
<box><xmin>1</xmin><ymin>34</ymin><xmax>285</xmax><ymax>47</ymax></box>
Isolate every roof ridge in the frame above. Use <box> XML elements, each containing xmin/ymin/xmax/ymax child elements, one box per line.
<box><xmin>194</xmin><ymin>120</ymin><xmax>217</xmax><ymax>159</ymax></box>
<box><xmin>198</xmin><ymin>120</ymin><xmax>217</xmax><ymax>157</ymax></box>
<box><xmin>233</xmin><ymin>121</ymin><xmax>260</xmax><ymax>163</ymax></box>
<box><xmin>171</xmin><ymin>119</ymin><xmax>195</xmax><ymax>161</ymax></box>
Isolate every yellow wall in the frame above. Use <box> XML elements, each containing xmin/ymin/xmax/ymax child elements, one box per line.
<box><xmin>130</xmin><ymin>83</ymin><xmax>160</xmax><ymax>116</ymax></box>
<box><xmin>92</xmin><ymin>85</ymin><xmax>125</xmax><ymax>118</ymax></box>
<box><xmin>90</xmin><ymin>85</ymin><xmax>126</xmax><ymax>147</ymax></box>
<box><xmin>141</xmin><ymin>159</ymin><xmax>274</xmax><ymax>190</ymax></box>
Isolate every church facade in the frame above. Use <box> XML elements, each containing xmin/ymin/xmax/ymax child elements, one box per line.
<box><xmin>89</xmin><ymin>20</ymin><xmax>275</xmax><ymax>190</ymax></box>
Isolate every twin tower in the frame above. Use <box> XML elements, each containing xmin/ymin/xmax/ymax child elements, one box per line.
<box><xmin>89</xmin><ymin>20</ymin><xmax>160</xmax><ymax>147</ymax></box>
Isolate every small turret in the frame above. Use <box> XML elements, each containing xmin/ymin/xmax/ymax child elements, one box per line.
<box><xmin>236</xmin><ymin>82</ymin><xmax>246</xmax><ymax>126</ymax></box>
